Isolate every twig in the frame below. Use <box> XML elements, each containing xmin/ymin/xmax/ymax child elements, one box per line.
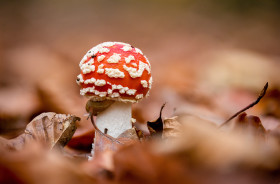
<box><xmin>219</xmin><ymin>82</ymin><xmax>268</xmax><ymax>128</ymax></box>
<box><xmin>89</xmin><ymin>113</ymin><xmax>123</xmax><ymax>144</ymax></box>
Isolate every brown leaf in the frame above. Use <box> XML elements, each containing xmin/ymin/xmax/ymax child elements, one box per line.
<box><xmin>162</xmin><ymin>116</ymin><xmax>182</xmax><ymax>139</ymax></box>
<box><xmin>199</xmin><ymin>49</ymin><xmax>279</xmax><ymax>91</ymax></box>
<box><xmin>147</xmin><ymin>103</ymin><xmax>166</xmax><ymax>136</ymax></box>
<box><xmin>82</xmin><ymin>150</ymin><xmax>115</xmax><ymax>182</ymax></box>
<box><xmin>233</xmin><ymin>112</ymin><xmax>266</xmax><ymax>140</ymax></box>
<box><xmin>117</xmin><ymin>128</ymin><xmax>139</xmax><ymax>140</ymax></box>
<box><xmin>134</xmin><ymin>127</ymin><xmax>145</xmax><ymax>140</ymax></box>
<box><xmin>89</xmin><ymin>113</ymin><xmax>140</xmax><ymax>157</ymax></box>
<box><xmin>92</xmin><ymin>130</ymin><xmax>122</xmax><ymax>156</ymax></box>
<box><xmin>259</xmin><ymin>87</ymin><xmax>280</xmax><ymax>118</ymax></box>
<box><xmin>112</xmin><ymin>143</ymin><xmax>194</xmax><ymax>184</ymax></box>
<box><xmin>67</xmin><ymin>128</ymin><xmax>95</xmax><ymax>151</ymax></box>
<box><xmin>157</xmin><ymin>114</ymin><xmax>279</xmax><ymax>170</ymax></box>
<box><xmin>0</xmin><ymin>142</ymin><xmax>95</xmax><ymax>184</ymax></box>
<box><xmin>0</xmin><ymin>86</ymin><xmax>41</xmax><ymax>137</ymax></box>
<box><xmin>268</xmin><ymin>125</ymin><xmax>280</xmax><ymax>146</ymax></box>
<box><xmin>220</xmin><ymin>82</ymin><xmax>268</xmax><ymax>127</ymax></box>
<box><xmin>1</xmin><ymin>112</ymin><xmax>80</xmax><ymax>150</ymax></box>
<box><xmin>93</xmin><ymin>128</ymin><xmax>139</xmax><ymax>156</ymax></box>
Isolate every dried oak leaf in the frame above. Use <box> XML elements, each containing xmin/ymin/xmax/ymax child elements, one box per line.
<box><xmin>1</xmin><ymin>112</ymin><xmax>80</xmax><ymax>151</ymax></box>
<box><xmin>147</xmin><ymin>103</ymin><xmax>166</xmax><ymax>136</ymax></box>
<box><xmin>93</xmin><ymin>128</ymin><xmax>139</xmax><ymax>156</ymax></box>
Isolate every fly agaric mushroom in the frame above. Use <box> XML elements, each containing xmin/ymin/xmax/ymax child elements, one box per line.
<box><xmin>77</xmin><ymin>42</ymin><xmax>152</xmax><ymax>138</ymax></box>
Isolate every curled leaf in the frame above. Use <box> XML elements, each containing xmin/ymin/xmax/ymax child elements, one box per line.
<box><xmin>147</xmin><ymin>103</ymin><xmax>166</xmax><ymax>136</ymax></box>
<box><xmin>2</xmin><ymin>112</ymin><xmax>80</xmax><ymax>150</ymax></box>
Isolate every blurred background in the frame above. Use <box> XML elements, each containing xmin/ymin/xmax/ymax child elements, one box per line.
<box><xmin>1</xmin><ymin>0</ymin><xmax>280</xmax><ymax>138</ymax></box>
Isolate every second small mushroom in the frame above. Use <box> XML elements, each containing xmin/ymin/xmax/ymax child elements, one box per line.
<box><xmin>77</xmin><ymin>41</ymin><xmax>152</xmax><ymax>141</ymax></box>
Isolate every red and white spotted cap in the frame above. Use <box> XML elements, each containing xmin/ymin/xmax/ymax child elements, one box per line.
<box><xmin>77</xmin><ymin>42</ymin><xmax>152</xmax><ymax>103</ymax></box>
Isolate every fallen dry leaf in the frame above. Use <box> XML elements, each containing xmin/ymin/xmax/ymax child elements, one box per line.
<box><xmin>92</xmin><ymin>128</ymin><xmax>139</xmax><ymax>157</ymax></box>
<box><xmin>199</xmin><ymin>49</ymin><xmax>280</xmax><ymax>91</ymax></box>
<box><xmin>219</xmin><ymin>82</ymin><xmax>268</xmax><ymax>127</ymax></box>
<box><xmin>67</xmin><ymin>128</ymin><xmax>95</xmax><ymax>151</ymax></box>
<box><xmin>82</xmin><ymin>150</ymin><xmax>115</xmax><ymax>182</ymax></box>
<box><xmin>0</xmin><ymin>86</ymin><xmax>41</xmax><ymax>138</ymax></box>
<box><xmin>93</xmin><ymin>130</ymin><xmax>124</xmax><ymax>156</ymax></box>
<box><xmin>0</xmin><ymin>142</ymin><xmax>95</xmax><ymax>184</ymax></box>
<box><xmin>259</xmin><ymin>87</ymin><xmax>280</xmax><ymax>118</ymax></box>
<box><xmin>89</xmin><ymin>113</ymin><xmax>140</xmax><ymax>157</ymax></box>
<box><xmin>1</xmin><ymin>112</ymin><xmax>80</xmax><ymax>151</ymax></box>
<box><xmin>162</xmin><ymin>116</ymin><xmax>182</xmax><ymax>139</ymax></box>
<box><xmin>232</xmin><ymin>112</ymin><xmax>266</xmax><ymax>140</ymax></box>
<box><xmin>117</xmin><ymin>128</ymin><xmax>139</xmax><ymax>141</ymax></box>
<box><xmin>156</xmin><ymin>114</ymin><xmax>280</xmax><ymax>170</ymax></box>
<box><xmin>147</xmin><ymin>103</ymin><xmax>166</xmax><ymax>137</ymax></box>
<box><xmin>112</xmin><ymin>143</ymin><xmax>195</xmax><ymax>184</ymax></box>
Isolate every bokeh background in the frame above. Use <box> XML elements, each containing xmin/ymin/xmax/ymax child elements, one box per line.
<box><xmin>1</xmin><ymin>0</ymin><xmax>280</xmax><ymax>138</ymax></box>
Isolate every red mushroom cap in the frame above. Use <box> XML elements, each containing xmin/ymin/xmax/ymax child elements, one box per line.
<box><xmin>77</xmin><ymin>42</ymin><xmax>152</xmax><ymax>103</ymax></box>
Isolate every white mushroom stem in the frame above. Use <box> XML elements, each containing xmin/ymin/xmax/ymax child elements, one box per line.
<box><xmin>96</xmin><ymin>101</ymin><xmax>132</xmax><ymax>138</ymax></box>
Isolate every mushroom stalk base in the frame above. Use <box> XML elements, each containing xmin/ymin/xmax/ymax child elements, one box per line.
<box><xmin>96</xmin><ymin>101</ymin><xmax>132</xmax><ymax>138</ymax></box>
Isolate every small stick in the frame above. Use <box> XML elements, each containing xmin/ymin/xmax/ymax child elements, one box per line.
<box><xmin>219</xmin><ymin>82</ymin><xmax>268</xmax><ymax>128</ymax></box>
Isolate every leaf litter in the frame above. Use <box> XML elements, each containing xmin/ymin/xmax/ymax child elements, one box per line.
<box><xmin>2</xmin><ymin>82</ymin><xmax>280</xmax><ymax>183</ymax></box>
